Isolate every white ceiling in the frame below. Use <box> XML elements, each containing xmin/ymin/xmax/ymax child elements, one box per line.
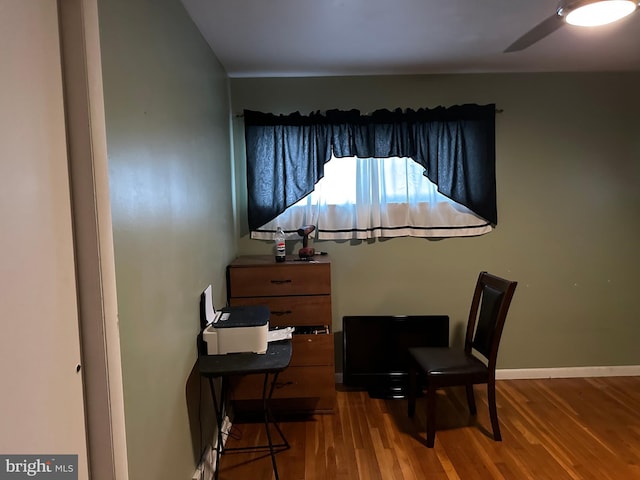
<box><xmin>180</xmin><ymin>0</ymin><xmax>640</xmax><ymax>78</ymax></box>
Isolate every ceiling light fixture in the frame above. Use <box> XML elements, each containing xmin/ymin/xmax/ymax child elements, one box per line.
<box><xmin>504</xmin><ymin>0</ymin><xmax>640</xmax><ymax>52</ymax></box>
<box><xmin>558</xmin><ymin>0</ymin><xmax>639</xmax><ymax>27</ymax></box>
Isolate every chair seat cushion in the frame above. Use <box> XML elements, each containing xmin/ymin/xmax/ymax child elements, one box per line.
<box><xmin>408</xmin><ymin>347</ymin><xmax>489</xmax><ymax>386</ymax></box>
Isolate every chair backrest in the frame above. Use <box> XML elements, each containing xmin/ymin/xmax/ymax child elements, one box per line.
<box><xmin>464</xmin><ymin>272</ymin><xmax>517</xmax><ymax>370</ymax></box>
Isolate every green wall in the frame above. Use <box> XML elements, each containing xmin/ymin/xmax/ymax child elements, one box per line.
<box><xmin>230</xmin><ymin>72</ymin><xmax>640</xmax><ymax>371</ymax></box>
<box><xmin>98</xmin><ymin>0</ymin><xmax>234</xmax><ymax>478</ymax></box>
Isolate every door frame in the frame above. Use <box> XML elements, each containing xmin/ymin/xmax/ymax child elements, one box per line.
<box><xmin>58</xmin><ymin>1</ymin><xmax>129</xmax><ymax>478</ymax></box>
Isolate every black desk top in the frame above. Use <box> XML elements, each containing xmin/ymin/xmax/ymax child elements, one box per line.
<box><xmin>198</xmin><ymin>340</ymin><xmax>292</xmax><ymax>377</ymax></box>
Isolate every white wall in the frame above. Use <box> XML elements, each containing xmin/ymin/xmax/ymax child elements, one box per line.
<box><xmin>0</xmin><ymin>1</ymin><xmax>88</xmax><ymax>476</ymax></box>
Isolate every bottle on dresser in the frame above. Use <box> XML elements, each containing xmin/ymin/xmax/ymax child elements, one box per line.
<box><xmin>274</xmin><ymin>226</ymin><xmax>286</xmax><ymax>262</ymax></box>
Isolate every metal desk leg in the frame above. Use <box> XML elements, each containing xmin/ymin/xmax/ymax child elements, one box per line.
<box><xmin>262</xmin><ymin>371</ymin><xmax>289</xmax><ymax>480</ymax></box>
<box><xmin>208</xmin><ymin>376</ymin><xmax>226</xmax><ymax>480</ymax></box>
<box><xmin>209</xmin><ymin>372</ymin><xmax>289</xmax><ymax>480</ymax></box>
<box><xmin>265</xmin><ymin>371</ymin><xmax>289</xmax><ymax>449</ymax></box>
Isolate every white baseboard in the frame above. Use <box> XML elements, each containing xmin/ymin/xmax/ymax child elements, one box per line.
<box><xmin>335</xmin><ymin>365</ymin><xmax>640</xmax><ymax>385</ymax></box>
<box><xmin>495</xmin><ymin>365</ymin><xmax>640</xmax><ymax>380</ymax></box>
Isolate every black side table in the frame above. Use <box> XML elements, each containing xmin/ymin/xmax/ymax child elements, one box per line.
<box><xmin>198</xmin><ymin>340</ymin><xmax>292</xmax><ymax>480</ymax></box>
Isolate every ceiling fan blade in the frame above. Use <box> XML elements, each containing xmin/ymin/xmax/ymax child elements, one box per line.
<box><xmin>504</xmin><ymin>14</ymin><xmax>565</xmax><ymax>53</ymax></box>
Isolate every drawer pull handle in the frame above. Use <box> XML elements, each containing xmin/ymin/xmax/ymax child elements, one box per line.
<box><xmin>272</xmin><ymin>310</ymin><xmax>292</xmax><ymax>316</ymax></box>
<box><xmin>270</xmin><ymin>279</ymin><xmax>292</xmax><ymax>285</ymax></box>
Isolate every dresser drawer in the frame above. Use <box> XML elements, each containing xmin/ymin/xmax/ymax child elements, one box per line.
<box><xmin>292</xmin><ymin>334</ymin><xmax>334</xmax><ymax>366</ymax></box>
<box><xmin>228</xmin><ymin>262</ymin><xmax>330</xmax><ymax>297</ymax></box>
<box><xmin>230</xmin><ymin>295</ymin><xmax>331</xmax><ymax>328</ymax></box>
<box><xmin>231</xmin><ymin>365</ymin><xmax>334</xmax><ymax>401</ymax></box>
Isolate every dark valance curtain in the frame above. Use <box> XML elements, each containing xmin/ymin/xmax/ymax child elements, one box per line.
<box><xmin>244</xmin><ymin>104</ymin><xmax>496</xmax><ymax>231</ymax></box>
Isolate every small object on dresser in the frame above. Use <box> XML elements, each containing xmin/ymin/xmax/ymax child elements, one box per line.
<box><xmin>297</xmin><ymin>224</ymin><xmax>316</xmax><ymax>258</ymax></box>
<box><xmin>274</xmin><ymin>226</ymin><xmax>286</xmax><ymax>262</ymax></box>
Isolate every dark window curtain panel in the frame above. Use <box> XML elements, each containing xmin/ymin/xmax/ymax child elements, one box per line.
<box><xmin>328</xmin><ymin>109</ymin><xmax>417</xmax><ymax>158</ymax></box>
<box><xmin>243</xmin><ymin>104</ymin><xmax>496</xmax><ymax>232</ymax></box>
<box><xmin>411</xmin><ymin>105</ymin><xmax>497</xmax><ymax>226</ymax></box>
<box><xmin>244</xmin><ymin>111</ymin><xmax>331</xmax><ymax>231</ymax></box>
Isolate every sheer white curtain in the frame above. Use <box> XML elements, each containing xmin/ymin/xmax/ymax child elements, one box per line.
<box><xmin>251</xmin><ymin>156</ymin><xmax>492</xmax><ymax>240</ymax></box>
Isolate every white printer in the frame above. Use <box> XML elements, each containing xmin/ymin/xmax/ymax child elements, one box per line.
<box><xmin>201</xmin><ymin>285</ymin><xmax>269</xmax><ymax>355</ymax></box>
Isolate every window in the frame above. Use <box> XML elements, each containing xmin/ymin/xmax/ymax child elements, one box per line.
<box><xmin>250</xmin><ymin>155</ymin><xmax>492</xmax><ymax>240</ymax></box>
<box><xmin>243</xmin><ymin>106</ymin><xmax>497</xmax><ymax>239</ymax></box>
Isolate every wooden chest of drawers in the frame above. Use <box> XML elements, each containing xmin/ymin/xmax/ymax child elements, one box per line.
<box><xmin>226</xmin><ymin>255</ymin><xmax>335</xmax><ymax>414</ymax></box>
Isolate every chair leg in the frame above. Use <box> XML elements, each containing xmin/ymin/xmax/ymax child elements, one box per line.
<box><xmin>426</xmin><ymin>386</ymin><xmax>437</xmax><ymax>448</ymax></box>
<box><xmin>487</xmin><ymin>380</ymin><xmax>502</xmax><ymax>441</ymax></box>
<box><xmin>407</xmin><ymin>366</ymin><xmax>417</xmax><ymax>417</ymax></box>
<box><xmin>465</xmin><ymin>383</ymin><xmax>477</xmax><ymax>416</ymax></box>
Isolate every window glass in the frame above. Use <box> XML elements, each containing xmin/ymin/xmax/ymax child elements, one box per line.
<box><xmin>251</xmin><ymin>155</ymin><xmax>492</xmax><ymax>240</ymax></box>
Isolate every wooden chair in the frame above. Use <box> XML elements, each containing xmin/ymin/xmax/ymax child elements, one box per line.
<box><xmin>407</xmin><ymin>271</ymin><xmax>517</xmax><ymax>447</ymax></box>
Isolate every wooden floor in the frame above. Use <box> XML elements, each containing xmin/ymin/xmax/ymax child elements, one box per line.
<box><xmin>218</xmin><ymin>376</ymin><xmax>640</xmax><ymax>479</ymax></box>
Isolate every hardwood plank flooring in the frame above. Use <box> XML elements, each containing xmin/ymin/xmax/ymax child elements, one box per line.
<box><xmin>218</xmin><ymin>376</ymin><xmax>640</xmax><ymax>479</ymax></box>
